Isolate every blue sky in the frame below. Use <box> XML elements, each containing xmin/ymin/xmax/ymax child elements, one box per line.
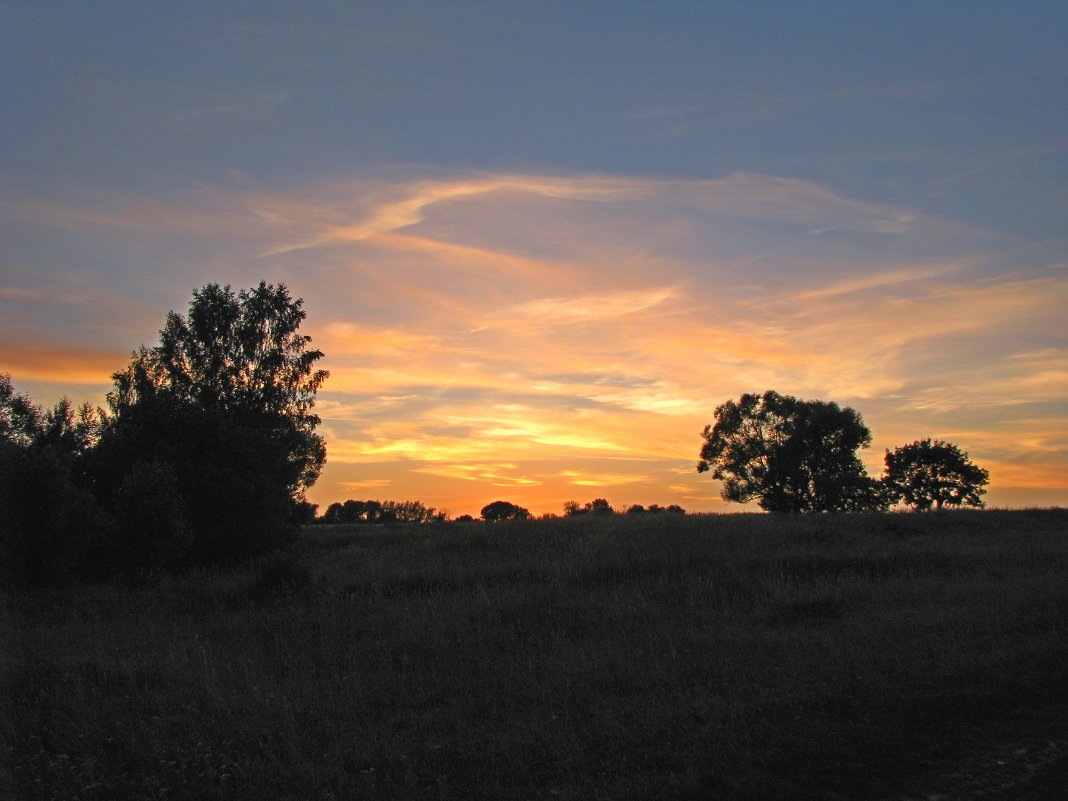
<box><xmin>2</xmin><ymin>2</ymin><xmax>1066</xmax><ymax>513</ymax></box>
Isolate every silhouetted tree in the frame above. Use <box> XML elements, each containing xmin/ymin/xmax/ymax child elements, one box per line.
<box><xmin>343</xmin><ymin>499</ymin><xmax>369</xmax><ymax>522</ymax></box>
<box><xmin>585</xmin><ymin>498</ymin><xmax>613</xmax><ymax>515</ymax></box>
<box><xmin>381</xmin><ymin>499</ymin><xmax>438</xmax><ymax>524</ymax></box>
<box><xmin>480</xmin><ymin>500</ymin><xmax>530</xmax><ymax>521</ymax></box>
<box><xmin>564</xmin><ymin>498</ymin><xmax>614</xmax><ymax>516</ymax></box>
<box><xmin>563</xmin><ymin>500</ymin><xmax>585</xmax><ymax>516</ymax></box>
<box><xmin>882</xmin><ymin>439</ymin><xmax>990</xmax><ymax>511</ymax></box>
<box><xmin>625</xmin><ymin>504</ymin><xmax>646</xmax><ymax>515</ymax></box>
<box><xmin>362</xmin><ymin>500</ymin><xmax>383</xmax><ymax>522</ymax></box>
<box><xmin>698</xmin><ymin>390</ymin><xmax>882</xmax><ymax>513</ymax></box>
<box><xmin>292</xmin><ymin>500</ymin><xmax>319</xmax><ymax>524</ymax></box>
<box><xmin>0</xmin><ymin>374</ymin><xmax>42</xmax><ymax>448</ymax></box>
<box><xmin>0</xmin><ymin>375</ymin><xmax>107</xmax><ymax>583</ymax></box>
<box><xmin>453</xmin><ymin>514</ymin><xmax>475</xmax><ymax>523</ymax></box>
<box><xmin>91</xmin><ymin>282</ymin><xmax>328</xmax><ymax>566</ymax></box>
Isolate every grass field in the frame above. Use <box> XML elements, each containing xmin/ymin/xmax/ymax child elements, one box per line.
<box><xmin>4</xmin><ymin>509</ymin><xmax>1067</xmax><ymax>800</ymax></box>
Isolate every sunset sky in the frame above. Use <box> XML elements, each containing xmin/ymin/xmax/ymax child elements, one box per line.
<box><xmin>2</xmin><ymin>2</ymin><xmax>1066</xmax><ymax>516</ymax></box>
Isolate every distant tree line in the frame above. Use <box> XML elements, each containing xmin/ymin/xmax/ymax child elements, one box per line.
<box><xmin>319</xmin><ymin>498</ymin><xmax>444</xmax><ymax>525</ymax></box>
<box><xmin>698</xmin><ymin>390</ymin><xmax>989</xmax><ymax>513</ymax></box>
<box><xmin>0</xmin><ymin>289</ymin><xmax>996</xmax><ymax>586</ymax></box>
<box><xmin>1</xmin><ymin>282</ymin><xmax>328</xmax><ymax>584</ymax></box>
<box><xmin>563</xmin><ymin>499</ymin><xmax>685</xmax><ymax>516</ymax></box>
<box><xmin>461</xmin><ymin>498</ymin><xmax>688</xmax><ymax>522</ymax></box>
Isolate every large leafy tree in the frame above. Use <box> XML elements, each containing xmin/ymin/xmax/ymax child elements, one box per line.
<box><xmin>882</xmin><ymin>439</ymin><xmax>989</xmax><ymax>511</ymax></box>
<box><xmin>93</xmin><ymin>282</ymin><xmax>329</xmax><ymax>566</ymax></box>
<box><xmin>698</xmin><ymin>390</ymin><xmax>883</xmax><ymax>513</ymax></box>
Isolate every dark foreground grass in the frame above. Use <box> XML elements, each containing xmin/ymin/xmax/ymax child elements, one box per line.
<box><xmin>3</xmin><ymin>509</ymin><xmax>1066</xmax><ymax>800</ymax></box>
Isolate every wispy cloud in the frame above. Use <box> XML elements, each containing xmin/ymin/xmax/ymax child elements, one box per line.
<box><xmin>501</xmin><ymin>286</ymin><xmax>676</xmax><ymax>326</ymax></box>
<box><xmin>168</xmin><ymin>89</ymin><xmax>289</xmax><ymax>121</ymax></box>
<box><xmin>0</xmin><ymin>287</ymin><xmax>43</xmax><ymax>302</ymax></box>
<box><xmin>4</xmin><ymin>168</ymin><xmax>1064</xmax><ymax>512</ymax></box>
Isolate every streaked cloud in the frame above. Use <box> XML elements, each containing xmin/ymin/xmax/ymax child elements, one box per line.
<box><xmin>0</xmin><ymin>341</ymin><xmax>128</xmax><ymax>386</ymax></box>
<box><xmin>501</xmin><ymin>286</ymin><xmax>676</xmax><ymax>326</ymax></box>
<box><xmin>168</xmin><ymin>89</ymin><xmax>289</xmax><ymax>121</ymax></box>
<box><xmin>3</xmin><ymin>168</ymin><xmax>1065</xmax><ymax>513</ymax></box>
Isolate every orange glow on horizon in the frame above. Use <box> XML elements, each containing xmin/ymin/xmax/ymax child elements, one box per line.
<box><xmin>4</xmin><ymin>171</ymin><xmax>1066</xmax><ymax>515</ymax></box>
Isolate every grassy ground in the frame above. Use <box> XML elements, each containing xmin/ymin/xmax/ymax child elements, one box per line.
<box><xmin>3</xmin><ymin>509</ymin><xmax>1066</xmax><ymax>800</ymax></box>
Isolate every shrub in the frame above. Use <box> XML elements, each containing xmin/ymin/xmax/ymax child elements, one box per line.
<box><xmin>0</xmin><ymin>441</ymin><xmax>106</xmax><ymax>584</ymax></box>
<box><xmin>110</xmin><ymin>460</ymin><xmax>191</xmax><ymax>577</ymax></box>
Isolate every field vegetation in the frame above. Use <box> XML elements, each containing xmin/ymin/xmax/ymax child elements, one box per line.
<box><xmin>4</xmin><ymin>509</ymin><xmax>1066</xmax><ymax>800</ymax></box>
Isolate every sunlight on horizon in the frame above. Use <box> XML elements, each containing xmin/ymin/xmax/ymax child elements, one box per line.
<box><xmin>3</xmin><ymin>170</ymin><xmax>1066</xmax><ymax>516</ymax></box>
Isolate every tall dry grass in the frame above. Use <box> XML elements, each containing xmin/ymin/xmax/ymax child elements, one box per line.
<box><xmin>4</xmin><ymin>509</ymin><xmax>1066</xmax><ymax>799</ymax></box>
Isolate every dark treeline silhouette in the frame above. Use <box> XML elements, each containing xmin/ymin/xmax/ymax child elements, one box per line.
<box><xmin>0</xmin><ymin>282</ymin><xmax>328</xmax><ymax>584</ymax></box>
<box><xmin>319</xmin><ymin>498</ymin><xmax>444</xmax><ymax>525</ymax></box>
<box><xmin>563</xmin><ymin>498</ymin><xmax>686</xmax><ymax>516</ymax></box>
<box><xmin>624</xmin><ymin>503</ymin><xmax>685</xmax><ymax>515</ymax></box>
<box><xmin>1</xmin><ymin>306</ymin><xmax>997</xmax><ymax>585</ymax></box>
<box><xmin>481</xmin><ymin>500</ymin><xmax>530</xmax><ymax>521</ymax></box>
<box><xmin>698</xmin><ymin>390</ymin><xmax>989</xmax><ymax>513</ymax></box>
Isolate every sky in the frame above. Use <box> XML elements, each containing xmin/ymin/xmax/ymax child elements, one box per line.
<box><xmin>2</xmin><ymin>1</ymin><xmax>1066</xmax><ymax>516</ymax></box>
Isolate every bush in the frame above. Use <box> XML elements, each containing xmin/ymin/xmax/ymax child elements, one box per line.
<box><xmin>110</xmin><ymin>460</ymin><xmax>192</xmax><ymax>578</ymax></box>
<box><xmin>0</xmin><ymin>441</ymin><xmax>107</xmax><ymax>584</ymax></box>
<box><xmin>89</xmin><ymin>401</ymin><xmax>299</xmax><ymax>567</ymax></box>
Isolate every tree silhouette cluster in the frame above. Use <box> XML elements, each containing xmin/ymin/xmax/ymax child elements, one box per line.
<box><xmin>698</xmin><ymin>391</ymin><xmax>989</xmax><ymax>513</ymax></box>
<box><xmin>0</xmin><ymin>291</ymin><xmax>1001</xmax><ymax>585</ymax></box>
<box><xmin>1</xmin><ymin>282</ymin><xmax>328</xmax><ymax>584</ymax></box>
<box><xmin>563</xmin><ymin>499</ymin><xmax>686</xmax><ymax>516</ymax></box>
<box><xmin>564</xmin><ymin>498</ymin><xmax>613</xmax><ymax>516</ymax></box>
<box><xmin>480</xmin><ymin>500</ymin><xmax>530</xmax><ymax>521</ymax></box>
<box><xmin>624</xmin><ymin>503</ymin><xmax>685</xmax><ymax>515</ymax></box>
<box><xmin>321</xmin><ymin>498</ymin><xmax>443</xmax><ymax>524</ymax></box>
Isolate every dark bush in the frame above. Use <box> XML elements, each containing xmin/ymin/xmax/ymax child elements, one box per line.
<box><xmin>0</xmin><ymin>441</ymin><xmax>107</xmax><ymax>584</ymax></box>
<box><xmin>110</xmin><ymin>459</ymin><xmax>191</xmax><ymax>577</ymax></box>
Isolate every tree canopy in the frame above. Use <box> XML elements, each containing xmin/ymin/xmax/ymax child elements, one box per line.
<box><xmin>320</xmin><ymin>499</ymin><xmax>441</xmax><ymax>524</ymax></box>
<box><xmin>481</xmin><ymin>500</ymin><xmax>530</xmax><ymax>522</ymax></box>
<box><xmin>92</xmin><ymin>281</ymin><xmax>329</xmax><ymax>567</ymax></box>
<box><xmin>1</xmin><ymin>375</ymin><xmax>107</xmax><ymax>583</ymax></box>
<box><xmin>564</xmin><ymin>498</ymin><xmax>614</xmax><ymax>516</ymax></box>
<box><xmin>698</xmin><ymin>390</ymin><xmax>882</xmax><ymax>513</ymax></box>
<box><xmin>883</xmin><ymin>439</ymin><xmax>990</xmax><ymax>511</ymax></box>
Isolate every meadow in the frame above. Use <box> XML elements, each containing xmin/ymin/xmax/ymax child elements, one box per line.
<box><xmin>4</xmin><ymin>509</ymin><xmax>1067</xmax><ymax>800</ymax></box>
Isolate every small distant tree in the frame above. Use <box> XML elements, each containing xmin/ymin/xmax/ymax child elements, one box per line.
<box><xmin>362</xmin><ymin>500</ymin><xmax>383</xmax><ymax>522</ymax></box>
<box><xmin>453</xmin><ymin>514</ymin><xmax>475</xmax><ymax>523</ymax></box>
<box><xmin>321</xmin><ymin>502</ymin><xmax>345</xmax><ymax>524</ymax></box>
<box><xmin>343</xmin><ymin>499</ymin><xmax>369</xmax><ymax>522</ymax></box>
<box><xmin>585</xmin><ymin>498</ymin><xmax>614</xmax><ymax>515</ymax></box>
<box><xmin>698</xmin><ymin>390</ymin><xmax>881</xmax><ymax>513</ymax></box>
<box><xmin>883</xmin><ymin>439</ymin><xmax>990</xmax><ymax>511</ymax></box>
<box><xmin>381</xmin><ymin>500</ymin><xmax>438</xmax><ymax>524</ymax></box>
<box><xmin>563</xmin><ymin>500</ymin><xmax>585</xmax><ymax>516</ymax></box>
<box><xmin>292</xmin><ymin>500</ymin><xmax>319</xmax><ymax>524</ymax></box>
<box><xmin>625</xmin><ymin>504</ymin><xmax>646</xmax><ymax>515</ymax></box>
<box><xmin>481</xmin><ymin>500</ymin><xmax>530</xmax><ymax>521</ymax></box>
<box><xmin>565</xmin><ymin>498</ymin><xmax>614</xmax><ymax>515</ymax></box>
